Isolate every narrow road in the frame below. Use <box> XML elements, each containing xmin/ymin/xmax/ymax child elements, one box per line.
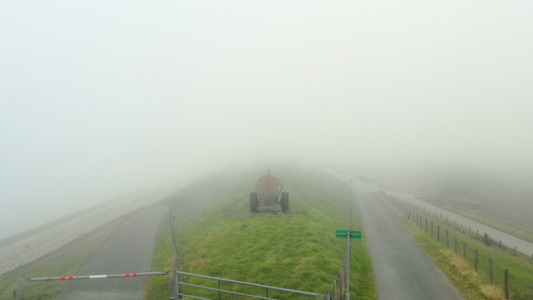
<box><xmin>58</xmin><ymin>204</ymin><xmax>168</xmax><ymax>300</ymax></box>
<box><xmin>389</xmin><ymin>191</ymin><xmax>533</xmax><ymax>257</ymax></box>
<box><xmin>356</xmin><ymin>190</ymin><xmax>464</xmax><ymax>300</ymax></box>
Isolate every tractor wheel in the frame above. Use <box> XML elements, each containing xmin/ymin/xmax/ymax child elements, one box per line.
<box><xmin>250</xmin><ymin>192</ymin><xmax>259</xmax><ymax>212</ymax></box>
<box><xmin>281</xmin><ymin>192</ymin><xmax>289</xmax><ymax>212</ymax></box>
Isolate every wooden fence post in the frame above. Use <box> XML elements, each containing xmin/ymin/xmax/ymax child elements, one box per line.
<box><xmin>425</xmin><ymin>218</ymin><xmax>427</xmax><ymax>232</ymax></box>
<box><xmin>504</xmin><ymin>269</ymin><xmax>509</xmax><ymax>299</ymax></box>
<box><xmin>437</xmin><ymin>225</ymin><xmax>440</xmax><ymax>241</ymax></box>
<box><xmin>513</xmin><ymin>247</ymin><xmax>516</xmax><ymax>256</ymax></box>
<box><xmin>431</xmin><ymin>221</ymin><xmax>434</xmax><ymax>237</ymax></box>
<box><xmin>454</xmin><ymin>236</ymin><xmax>458</xmax><ymax>254</ymax></box>
<box><xmin>474</xmin><ymin>249</ymin><xmax>479</xmax><ymax>271</ymax></box>
<box><xmin>488</xmin><ymin>258</ymin><xmax>494</xmax><ymax>284</ymax></box>
<box><xmin>446</xmin><ymin>230</ymin><xmax>449</xmax><ymax>248</ymax></box>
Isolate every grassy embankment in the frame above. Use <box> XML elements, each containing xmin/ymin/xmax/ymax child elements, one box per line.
<box><xmin>383</xmin><ymin>194</ymin><xmax>533</xmax><ymax>300</ymax></box>
<box><xmin>419</xmin><ymin>196</ymin><xmax>533</xmax><ymax>244</ymax></box>
<box><xmin>145</xmin><ymin>166</ymin><xmax>376</xmax><ymax>299</ymax></box>
<box><xmin>0</xmin><ymin>216</ymin><xmax>126</xmax><ymax>300</ymax></box>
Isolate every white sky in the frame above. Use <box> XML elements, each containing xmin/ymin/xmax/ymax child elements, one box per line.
<box><xmin>1</xmin><ymin>1</ymin><xmax>533</xmax><ymax>239</ymax></box>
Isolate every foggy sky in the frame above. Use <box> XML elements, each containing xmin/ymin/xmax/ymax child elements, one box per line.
<box><xmin>1</xmin><ymin>1</ymin><xmax>533</xmax><ymax>239</ymax></box>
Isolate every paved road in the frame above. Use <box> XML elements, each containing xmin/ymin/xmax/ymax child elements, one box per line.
<box><xmin>389</xmin><ymin>191</ymin><xmax>533</xmax><ymax>257</ymax></box>
<box><xmin>329</xmin><ymin>170</ymin><xmax>533</xmax><ymax>257</ymax></box>
<box><xmin>58</xmin><ymin>204</ymin><xmax>168</xmax><ymax>300</ymax></box>
<box><xmin>356</xmin><ymin>190</ymin><xmax>464</xmax><ymax>300</ymax></box>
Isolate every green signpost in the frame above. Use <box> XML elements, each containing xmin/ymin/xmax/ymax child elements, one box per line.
<box><xmin>336</xmin><ymin>229</ymin><xmax>363</xmax><ymax>300</ymax></box>
<box><xmin>335</xmin><ymin>230</ymin><xmax>362</xmax><ymax>239</ymax></box>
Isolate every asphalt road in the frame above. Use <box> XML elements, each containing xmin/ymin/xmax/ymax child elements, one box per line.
<box><xmin>390</xmin><ymin>191</ymin><xmax>533</xmax><ymax>257</ymax></box>
<box><xmin>58</xmin><ymin>204</ymin><xmax>168</xmax><ymax>300</ymax></box>
<box><xmin>355</xmin><ymin>189</ymin><xmax>464</xmax><ymax>300</ymax></box>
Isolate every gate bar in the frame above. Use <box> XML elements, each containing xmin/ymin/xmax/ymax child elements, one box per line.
<box><xmin>16</xmin><ymin>271</ymin><xmax>168</xmax><ymax>300</ymax></box>
<box><xmin>177</xmin><ymin>271</ymin><xmax>322</xmax><ymax>298</ymax></box>
<box><xmin>27</xmin><ymin>271</ymin><xmax>168</xmax><ymax>281</ymax></box>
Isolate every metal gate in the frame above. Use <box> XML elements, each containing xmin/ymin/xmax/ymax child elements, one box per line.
<box><xmin>172</xmin><ymin>271</ymin><xmax>324</xmax><ymax>300</ymax></box>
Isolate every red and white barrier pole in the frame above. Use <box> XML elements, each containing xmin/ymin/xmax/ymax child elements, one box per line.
<box><xmin>16</xmin><ymin>271</ymin><xmax>168</xmax><ymax>300</ymax></box>
<box><xmin>28</xmin><ymin>271</ymin><xmax>168</xmax><ymax>281</ymax></box>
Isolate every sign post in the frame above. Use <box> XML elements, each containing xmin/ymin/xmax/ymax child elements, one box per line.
<box><xmin>336</xmin><ymin>230</ymin><xmax>362</xmax><ymax>300</ymax></box>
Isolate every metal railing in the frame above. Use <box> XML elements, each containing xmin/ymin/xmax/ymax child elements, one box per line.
<box><xmin>174</xmin><ymin>271</ymin><xmax>323</xmax><ymax>300</ymax></box>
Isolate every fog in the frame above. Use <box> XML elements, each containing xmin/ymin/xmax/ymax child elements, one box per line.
<box><xmin>1</xmin><ymin>1</ymin><xmax>532</xmax><ymax>240</ymax></box>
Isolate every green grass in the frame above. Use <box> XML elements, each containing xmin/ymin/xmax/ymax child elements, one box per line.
<box><xmin>384</xmin><ymin>194</ymin><xmax>533</xmax><ymax>300</ymax></box>
<box><xmin>146</xmin><ymin>165</ymin><xmax>376</xmax><ymax>299</ymax></box>
<box><xmin>145</xmin><ymin>215</ymin><xmax>174</xmax><ymax>300</ymax></box>
<box><xmin>429</xmin><ymin>198</ymin><xmax>533</xmax><ymax>244</ymax></box>
<box><xmin>0</xmin><ymin>216</ymin><xmax>126</xmax><ymax>300</ymax></box>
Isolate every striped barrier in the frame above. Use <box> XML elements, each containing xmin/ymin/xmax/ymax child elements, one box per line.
<box><xmin>16</xmin><ymin>271</ymin><xmax>169</xmax><ymax>300</ymax></box>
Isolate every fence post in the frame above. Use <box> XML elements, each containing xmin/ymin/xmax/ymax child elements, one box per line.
<box><xmin>425</xmin><ymin>218</ymin><xmax>427</xmax><ymax>232</ymax></box>
<box><xmin>513</xmin><ymin>247</ymin><xmax>516</xmax><ymax>256</ymax></box>
<box><xmin>488</xmin><ymin>258</ymin><xmax>494</xmax><ymax>284</ymax></box>
<box><xmin>474</xmin><ymin>249</ymin><xmax>479</xmax><ymax>271</ymax></box>
<box><xmin>446</xmin><ymin>230</ymin><xmax>449</xmax><ymax>248</ymax></box>
<box><xmin>504</xmin><ymin>269</ymin><xmax>509</xmax><ymax>299</ymax></box>
<box><xmin>454</xmin><ymin>236</ymin><xmax>458</xmax><ymax>254</ymax></box>
<box><xmin>174</xmin><ymin>270</ymin><xmax>180</xmax><ymax>300</ymax></box>
<box><xmin>463</xmin><ymin>242</ymin><xmax>467</xmax><ymax>259</ymax></box>
<box><xmin>16</xmin><ymin>278</ymin><xmax>25</xmax><ymax>300</ymax></box>
<box><xmin>345</xmin><ymin>234</ymin><xmax>351</xmax><ymax>300</ymax></box>
<box><xmin>431</xmin><ymin>221</ymin><xmax>434</xmax><ymax>237</ymax></box>
<box><xmin>437</xmin><ymin>225</ymin><xmax>440</xmax><ymax>241</ymax></box>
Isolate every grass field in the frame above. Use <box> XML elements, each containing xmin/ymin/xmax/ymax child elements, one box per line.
<box><xmin>418</xmin><ymin>195</ymin><xmax>533</xmax><ymax>244</ymax></box>
<box><xmin>382</xmin><ymin>193</ymin><xmax>533</xmax><ymax>300</ymax></box>
<box><xmin>370</xmin><ymin>172</ymin><xmax>533</xmax><ymax>245</ymax></box>
<box><xmin>0</xmin><ymin>216</ymin><xmax>127</xmax><ymax>300</ymax></box>
<box><xmin>145</xmin><ymin>165</ymin><xmax>376</xmax><ymax>299</ymax></box>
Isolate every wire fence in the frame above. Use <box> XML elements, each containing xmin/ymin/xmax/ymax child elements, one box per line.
<box><xmin>328</xmin><ymin>186</ymin><xmax>355</xmax><ymax>300</ymax></box>
<box><xmin>380</xmin><ymin>190</ymin><xmax>533</xmax><ymax>300</ymax></box>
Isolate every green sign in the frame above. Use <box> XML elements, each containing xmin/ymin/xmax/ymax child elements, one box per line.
<box><xmin>336</xmin><ymin>230</ymin><xmax>362</xmax><ymax>239</ymax></box>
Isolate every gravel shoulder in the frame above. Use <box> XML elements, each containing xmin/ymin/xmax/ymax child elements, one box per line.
<box><xmin>0</xmin><ymin>187</ymin><xmax>170</xmax><ymax>277</ymax></box>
